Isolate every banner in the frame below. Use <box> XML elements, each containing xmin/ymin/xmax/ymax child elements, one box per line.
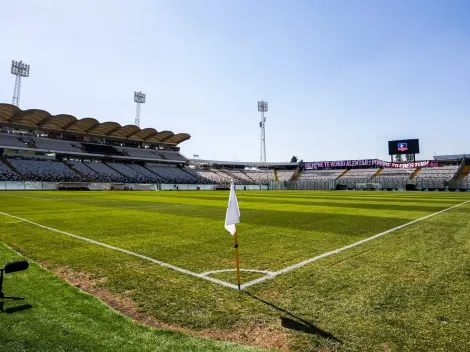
<box><xmin>303</xmin><ymin>159</ymin><xmax>439</xmax><ymax>170</ymax></box>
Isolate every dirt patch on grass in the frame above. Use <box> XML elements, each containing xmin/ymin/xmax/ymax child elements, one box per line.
<box><xmin>43</xmin><ymin>264</ymin><xmax>289</xmax><ymax>351</ymax></box>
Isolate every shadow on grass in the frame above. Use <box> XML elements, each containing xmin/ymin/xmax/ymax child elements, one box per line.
<box><xmin>244</xmin><ymin>291</ymin><xmax>342</xmax><ymax>343</ymax></box>
<box><xmin>0</xmin><ymin>301</ymin><xmax>33</xmax><ymax>314</ymax></box>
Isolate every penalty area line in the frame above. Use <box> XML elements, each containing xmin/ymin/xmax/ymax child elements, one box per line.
<box><xmin>0</xmin><ymin>211</ymin><xmax>239</xmax><ymax>290</ymax></box>
<box><xmin>240</xmin><ymin>199</ymin><xmax>470</xmax><ymax>290</ymax></box>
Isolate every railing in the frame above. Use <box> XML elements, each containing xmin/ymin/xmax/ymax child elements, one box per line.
<box><xmin>1</xmin><ymin>180</ymin><xmax>469</xmax><ymax>192</ymax></box>
<box><xmin>270</xmin><ymin>178</ymin><xmax>470</xmax><ymax>191</ymax></box>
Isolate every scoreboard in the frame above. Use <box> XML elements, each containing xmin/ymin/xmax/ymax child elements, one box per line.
<box><xmin>388</xmin><ymin>139</ymin><xmax>420</xmax><ymax>155</ymax></box>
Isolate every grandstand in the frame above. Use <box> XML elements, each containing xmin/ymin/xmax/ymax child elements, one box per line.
<box><xmin>0</xmin><ymin>159</ymin><xmax>20</xmax><ymax>181</ymax></box>
<box><xmin>0</xmin><ymin>103</ymin><xmax>299</xmax><ymax>188</ymax></box>
<box><xmin>0</xmin><ymin>102</ymin><xmax>469</xmax><ymax>191</ymax></box>
<box><xmin>300</xmin><ymin>169</ymin><xmax>345</xmax><ymax>181</ymax></box>
<box><xmin>7</xmin><ymin>158</ymin><xmax>80</xmax><ymax>182</ymax></box>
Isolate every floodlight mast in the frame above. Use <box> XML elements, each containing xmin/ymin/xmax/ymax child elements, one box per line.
<box><xmin>134</xmin><ymin>91</ymin><xmax>146</xmax><ymax>127</ymax></box>
<box><xmin>258</xmin><ymin>101</ymin><xmax>268</xmax><ymax>163</ymax></box>
<box><xmin>11</xmin><ymin>60</ymin><xmax>30</xmax><ymax>107</ymax></box>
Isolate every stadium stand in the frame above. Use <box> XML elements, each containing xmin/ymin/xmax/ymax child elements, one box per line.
<box><xmin>84</xmin><ymin>162</ymin><xmax>125</xmax><ymax>182</ymax></box>
<box><xmin>276</xmin><ymin>170</ymin><xmax>295</xmax><ymax>181</ymax></box>
<box><xmin>212</xmin><ymin>170</ymin><xmax>236</xmax><ymax>184</ymax></box>
<box><xmin>127</xmin><ymin>164</ymin><xmax>162</xmax><ymax>183</ymax></box>
<box><xmin>377</xmin><ymin>168</ymin><xmax>413</xmax><ymax>178</ymax></box>
<box><xmin>184</xmin><ymin>169</ymin><xmax>230</xmax><ymax>184</ymax></box>
<box><xmin>158</xmin><ymin>150</ymin><xmax>187</xmax><ymax>162</ymax></box>
<box><xmin>374</xmin><ymin>168</ymin><xmax>413</xmax><ymax>188</ymax></box>
<box><xmin>414</xmin><ymin>166</ymin><xmax>458</xmax><ymax>180</ymax></box>
<box><xmin>105</xmin><ymin>162</ymin><xmax>150</xmax><ymax>183</ymax></box>
<box><xmin>1</xmin><ymin>104</ymin><xmax>466</xmax><ymax>191</ymax></box>
<box><xmin>67</xmin><ymin>161</ymin><xmax>100</xmax><ymax>181</ymax></box>
<box><xmin>244</xmin><ymin>170</ymin><xmax>275</xmax><ymax>183</ymax></box>
<box><xmin>8</xmin><ymin>158</ymin><xmax>81</xmax><ymax>182</ymax></box>
<box><xmin>31</xmin><ymin>137</ymin><xmax>83</xmax><ymax>153</ymax></box>
<box><xmin>224</xmin><ymin>170</ymin><xmax>256</xmax><ymax>184</ymax></box>
<box><xmin>0</xmin><ymin>159</ymin><xmax>20</xmax><ymax>181</ymax></box>
<box><xmin>0</xmin><ymin>133</ymin><xmax>28</xmax><ymax>148</ymax></box>
<box><xmin>119</xmin><ymin>147</ymin><xmax>163</xmax><ymax>159</ymax></box>
<box><xmin>339</xmin><ymin>168</ymin><xmax>380</xmax><ymax>182</ymax></box>
<box><xmin>300</xmin><ymin>169</ymin><xmax>345</xmax><ymax>181</ymax></box>
<box><xmin>147</xmin><ymin>165</ymin><xmax>199</xmax><ymax>184</ymax></box>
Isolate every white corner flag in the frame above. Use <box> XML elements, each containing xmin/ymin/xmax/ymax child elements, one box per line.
<box><xmin>224</xmin><ymin>182</ymin><xmax>240</xmax><ymax>235</ymax></box>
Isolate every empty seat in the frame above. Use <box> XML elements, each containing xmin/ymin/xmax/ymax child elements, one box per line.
<box><xmin>8</xmin><ymin>159</ymin><xmax>80</xmax><ymax>182</ymax></box>
<box><xmin>0</xmin><ymin>160</ymin><xmax>20</xmax><ymax>181</ymax></box>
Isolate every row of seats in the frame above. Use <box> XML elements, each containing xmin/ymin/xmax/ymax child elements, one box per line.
<box><xmin>8</xmin><ymin>158</ymin><xmax>81</xmax><ymax>182</ymax></box>
<box><xmin>245</xmin><ymin>170</ymin><xmax>275</xmax><ymax>183</ymax></box>
<box><xmin>31</xmin><ymin>137</ymin><xmax>83</xmax><ymax>153</ymax></box>
<box><xmin>4</xmin><ymin>158</ymin><xmax>458</xmax><ymax>185</ymax></box>
<box><xmin>0</xmin><ymin>161</ymin><xmax>20</xmax><ymax>181</ymax></box>
<box><xmin>339</xmin><ymin>169</ymin><xmax>380</xmax><ymax>183</ymax></box>
<box><xmin>0</xmin><ymin>134</ymin><xmax>28</xmax><ymax>148</ymax></box>
<box><xmin>300</xmin><ymin>169</ymin><xmax>345</xmax><ymax>181</ymax></box>
<box><xmin>301</xmin><ymin>167</ymin><xmax>459</xmax><ymax>185</ymax></box>
<box><xmin>415</xmin><ymin>166</ymin><xmax>458</xmax><ymax>180</ymax></box>
<box><xmin>147</xmin><ymin>165</ymin><xmax>199</xmax><ymax>184</ymax></box>
<box><xmin>0</xmin><ymin>133</ymin><xmax>186</xmax><ymax>161</ymax></box>
<box><xmin>276</xmin><ymin>170</ymin><xmax>294</xmax><ymax>182</ymax></box>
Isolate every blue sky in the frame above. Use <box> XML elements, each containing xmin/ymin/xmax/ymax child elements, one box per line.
<box><xmin>1</xmin><ymin>0</ymin><xmax>469</xmax><ymax>162</ymax></box>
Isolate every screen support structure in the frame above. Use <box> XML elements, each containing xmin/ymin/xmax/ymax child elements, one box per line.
<box><xmin>391</xmin><ymin>153</ymin><xmax>416</xmax><ymax>163</ymax></box>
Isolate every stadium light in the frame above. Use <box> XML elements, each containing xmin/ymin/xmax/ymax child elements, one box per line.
<box><xmin>134</xmin><ymin>91</ymin><xmax>146</xmax><ymax>127</ymax></box>
<box><xmin>134</xmin><ymin>91</ymin><xmax>146</xmax><ymax>104</ymax></box>
<box><xmin>258</xmin><ymin>101</ymin><xmax>268</xmax><ymax>163</ymax></box>
<box><xmin>258</xmin><ymin>101</ymin><xmax>268</xmax><ymax>113</ymax></box>
<box><xmin>0</xmin><ymin>260</ymin><xmax>29</xmax><ymax>300</ymax></box>
<box><xmin>11</xmin><ymin>60</ymin><xmax>31</xmax><ymax>107</ymax></box>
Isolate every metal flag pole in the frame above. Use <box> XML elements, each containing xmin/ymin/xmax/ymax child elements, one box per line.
<box><xmin>234</xmin><ymin>230</ymin><xmax>241</xmax><ymax>290</ymax></box>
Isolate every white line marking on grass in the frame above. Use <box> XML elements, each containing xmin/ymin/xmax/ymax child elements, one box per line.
<box><xmin>0</xmin><ymin>194</ymin><xmax>53</xmax><ymax>200</ymax></box>
<box><xmin>0</xmin><ymin>211</ymin><xmax>239</xmax><ymax>290</ymax></box>
<box><xmin>201</xmin><ymin>269</ymin><xmax>275</xmax><ymax>277</ymax></box>
<box><xmin>240</xmin><ymin>199</ymin><xmax>470</xmax><ymax>290</ymax></box>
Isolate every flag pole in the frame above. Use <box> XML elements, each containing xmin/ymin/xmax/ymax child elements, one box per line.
<box><xmin>234</xmin><ymin>230</ymin><xmax>241</xmax><ymax>290</ymax></box>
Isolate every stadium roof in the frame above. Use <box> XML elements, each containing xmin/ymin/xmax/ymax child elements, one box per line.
<box><xmin>433</xmin><ymin>154</ymin><xmax>470</xmax><ymax>161</ymax></box>
<box><xmin>190</xmin><ymin>159</ymin><xmax>298</xmax><ymax>168</ymax></box>
<box><xmin>0</xmin><ymin>103</ymin><xmax>190</xmax><ymax>145</ymax></box>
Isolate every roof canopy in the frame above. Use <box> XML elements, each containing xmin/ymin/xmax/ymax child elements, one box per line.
<box><xmin>0</xmin><ymin>103</ymin><xmax>190</xmax><ymax>145</ymax></box>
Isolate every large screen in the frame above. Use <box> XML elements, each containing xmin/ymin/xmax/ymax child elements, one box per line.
<box><xmin>388</xmin><ymin>139</ymin><xmax>420</xmax><ymax>155</ymax></box>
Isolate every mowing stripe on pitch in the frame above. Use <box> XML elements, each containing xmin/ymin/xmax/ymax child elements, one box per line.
<box><xmin>0</xmin><ymin>211</ymin><xmax>238</xmax><ymax>290</ymax></box>
<box><xmin>1</xmin><ymin>199</ymin><xmax>469</xmax><ymax>291</ymax></box>
<box><xmin>240</xmin><ymin>199</ymin><xmax>470</xmax><ymax>290</ymax></box>
<box><xmin>0</xmin><ymin>194</ymin><xmax>54</xmax><ymax>200</ymax></box>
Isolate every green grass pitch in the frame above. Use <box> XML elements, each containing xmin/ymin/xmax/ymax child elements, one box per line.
<box><xmin>1</xmin><ymin>190</ymin><xmax>470</xmax><ymax>351</ymax></box>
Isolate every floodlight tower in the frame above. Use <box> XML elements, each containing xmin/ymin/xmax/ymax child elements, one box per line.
<box><xmin>11</xmin><ymin>60</ymin><xmax>31</xmax><ymax>107</ymax></box>
<box><xmin>258</xmin><ymin>100</ymin><xmax>268</xmax><ymax>163</ymax></box>
<box><xmin>134</xmin><ymin>91</ymin><xmax>146</xmax><ymax>127</ymax></box>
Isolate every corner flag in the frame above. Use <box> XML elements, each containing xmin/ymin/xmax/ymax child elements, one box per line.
<box><xmin>225</xmin><ymin>181</ymin><xmax>242</xmax><ymax>289</ymax></box>
<box><xmin>224</xmin><ymin>182</ymin><xmax>240</xmax><ymax>235</ymax></box>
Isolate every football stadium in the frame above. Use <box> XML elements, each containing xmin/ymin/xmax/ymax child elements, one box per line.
<box><xmin>2</xmin><ymin>2</ymin><xmax>470</xmax><ymax>352</ymax></box>
<box><xmin>1</xmin><ymin>101</ymin><xmax>470</xmax><ymax>352</ymax></box>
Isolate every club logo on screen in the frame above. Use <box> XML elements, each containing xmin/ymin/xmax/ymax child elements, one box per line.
<box><xmin>397</xmin><ymin>142</ymin><xmax>408</xmax><ymax>151</ymax></box>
